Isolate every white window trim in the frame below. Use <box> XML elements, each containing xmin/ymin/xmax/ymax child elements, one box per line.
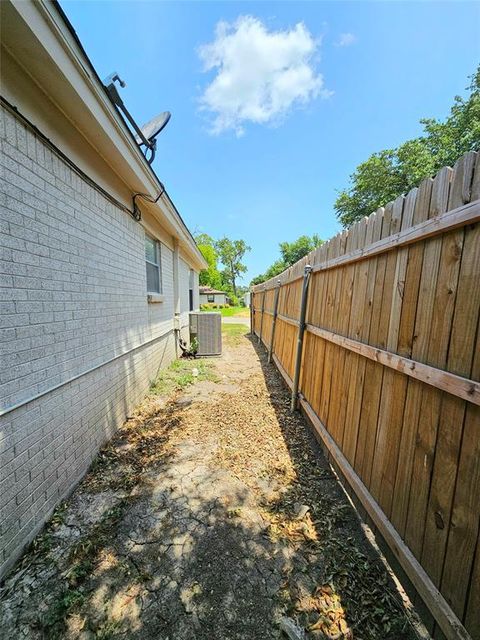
<box><xmin>145</xmin><ymin>234</ymin><xmax>163</xmax><ymax>296</ymax></box>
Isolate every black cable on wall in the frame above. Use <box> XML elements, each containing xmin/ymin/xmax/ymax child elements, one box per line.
<box><xmin>1</xmin><ymin>96</ymin><xmax>144</xmax><ymax>221</ymax></box>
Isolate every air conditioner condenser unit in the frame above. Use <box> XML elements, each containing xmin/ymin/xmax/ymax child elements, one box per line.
<box><xmin>189</xmin><ymin>312</ymin><xmax>222</xmax><ymax>356</ymax></box>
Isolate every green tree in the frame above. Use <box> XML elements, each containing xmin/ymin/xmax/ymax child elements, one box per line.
<box><xmin>195</xmin><ymin>233</ymin><xmax>215</xmax><ymax>247</ymax></box>
<box><xmin>251</xmin><ymin>234</ymin><xmax>323</xmax><ymax>285</ymax></box>
<box><xmin>215</xmin><ymin>237</ymin><xmax>251</xmax><ymax>296</ymax></box>
<box><xmin>197</xmin><ymin>244</ymin><xmax>222</xmax><ymax>289</ymax></box>
<box><xmin>335</xmin><ymin>66</ymin><xmax>480</xmax><ymax>227</ymax></box>
<box><xmin>195</xmin><ymin>233</ymin><xmax>223</xmax><ymax>289</ymax></box>
<box><xmin>279</xmin><ymin>234</ymin><xmax>323</xmax><ymax>265</ymax></box>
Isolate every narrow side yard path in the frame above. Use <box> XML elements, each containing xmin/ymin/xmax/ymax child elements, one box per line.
<box><xmin>1</xmin><ymin>326</ymin><xmax>426</xmax><ymax>640</ymax></box>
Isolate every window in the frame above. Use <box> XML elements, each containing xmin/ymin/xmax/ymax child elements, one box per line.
<box><xmin>145</xmin><ymin>235</ymin><xmax>162</xmax><ymax>293</ymax></box>
<box><xmin>207</xmin><ymin>294</ymin><xmax>214</xmax><ymax>303</ymax></box>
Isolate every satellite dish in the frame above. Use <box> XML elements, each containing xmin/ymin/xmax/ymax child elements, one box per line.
<box><xmin>103</xmin><ymin>72</ymin><xmax>171</xmax><ymax>165</ymax></box>
<box><xmin>136</xmin><ymin>112</ymin><xmax>171</xmax><ymax>146</ymax></box>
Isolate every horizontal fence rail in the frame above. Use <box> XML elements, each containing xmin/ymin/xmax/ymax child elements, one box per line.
<box><xmin>252</xmin><ymin>151</ymin><xmax>480</xmax><ymax>640</ymax></box>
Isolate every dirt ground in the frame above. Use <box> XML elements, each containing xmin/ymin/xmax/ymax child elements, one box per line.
<box><xmin>0</xmin><ymin>326</ymin><xmax>427</xmax><ymax>640</ymax></box>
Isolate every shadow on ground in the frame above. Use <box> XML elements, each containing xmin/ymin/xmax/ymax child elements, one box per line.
<box><xmin>247</xmin><ymin>335</ymin><xmax>427</xmax><ymax>639</ymax></box>
<box><xmin>0</xmin><ymin>329</ymin><xmax>426</xmax><ymax>640</ymax></box>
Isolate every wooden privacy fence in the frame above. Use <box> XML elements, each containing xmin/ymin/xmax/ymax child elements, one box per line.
<box><xmin>251</xmin><ymin>151</ymin><xmax>480</xmax><ymax>640</ymax></box>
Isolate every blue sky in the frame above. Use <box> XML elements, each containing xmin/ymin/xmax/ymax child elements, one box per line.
<box><xmin>61</xmin><ymin>1</ymin><xmax>479</xmax><ymax>284</ymax></box>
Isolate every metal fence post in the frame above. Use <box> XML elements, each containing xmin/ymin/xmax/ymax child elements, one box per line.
<box><xmin>258</xmin><ymin>287</ymin><xmax>266</xmax><ymax>344</ymax></box>
<box><xmin>250</xmin><ymin>291</ymin><xmax>254</xmax><ymax>335</ymax></box>
<box><xmin>290</xmin><ymin>265</ymin><xmax>312</xmax><ymax>412</ymax></box>
<box><xmin>268</xmin><ymin>280</ymin><xmax>281</xmax><ymax>364</ymax></box>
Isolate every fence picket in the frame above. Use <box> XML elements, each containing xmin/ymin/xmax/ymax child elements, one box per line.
<box><xmin>370</xmin><ymin>196</ymin><xmax>407</xmax><ymax>515</ymax></box>
<box><xmin>355</xmin><ymin>204</ymin><xmax>391</xmax><ymax>489</ymax></box>
<box><xmin>341</xmin><ymin>217</ymin><xmax>369</xmax><ymax>459</ymax></box>
<box><xmin>403</xmin><ymin>166</ymin><xmax>453</xmax><ymax>559</ymax></box>
<box><xmin>327</xmin><ymin>225</ymin><xmax>357</xmax><ymax>445</ymax></box>
<box><xmin>391</xmin><ymin>177</ymin><xmax>434</xmax><ymax>535</ymax></box>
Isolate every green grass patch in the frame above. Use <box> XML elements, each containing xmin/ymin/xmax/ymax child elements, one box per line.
<box><xmin>149</xmin><ymin>357</ymin><xmax>218</xmax><ymax>396</ymax></box>
<box><xmin>40</xmin><ymin>588</ymin><xmax>86</xmax><ymax>637</ymax></box>
<box><xmin>219</xmin><ymin>306</ymin><xmax>249</xmax><ymax>317</ymax></box>
<box><xmin>222</xmin><ymin>323</ymin><xmax>249</xmax><ymax>345</ymax></box>
<box><xmin>201</xmin><ymin>306</ymin><xmax>249</xmax><ymax>317</ymax></box>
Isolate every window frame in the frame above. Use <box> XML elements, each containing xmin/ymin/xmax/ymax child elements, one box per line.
<box><xmin>207</xmin><ymin>293</ymin><xmax>214</xmax><ymax>303</ymax></box>
<box><xmin>145</xmin><ymin>234</ymin><xmax>162</xmax><ymax>294</ymax></box>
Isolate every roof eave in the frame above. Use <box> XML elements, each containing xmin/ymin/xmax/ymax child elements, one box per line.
<box><xmin>1</xmin><ymin>0</ymin><xmax>205</xmax><ymax>269</ymax></box>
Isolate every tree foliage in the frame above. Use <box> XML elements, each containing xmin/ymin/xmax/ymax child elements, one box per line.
<box><xmin>195</xmin><ymin>233</ymin><xmax>215</xmax><ymax>247</ymax></box>
<box><xmin>215</xmin><ymin>237</ymin><xmax>251</xmax><ymax>296</ymax></box>
<box><xmin>195</xmin><ymin>234</ymin><xmax>250</xmax><ymax>300</ymax></box>
<box><xmin>197</xmin><ymin>243</ymin><xmax>223</xmax><ymax>289</ymax></box>
<box><xmin>251</xmin><ymin>234</ymin><xmax>324</xmax><ymax>285</ymax></box>
<box><xmin>335</xmin><ymin>66</ymin><xmax>480</xmax><ymax>227</ymax></box>
<box><xmin>279</xmin><ymin>234</ymin><xmax>323</xmax><ymax>266</ymax></box>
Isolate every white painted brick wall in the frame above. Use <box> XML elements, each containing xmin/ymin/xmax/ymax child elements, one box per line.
<box><xmin>0</xmin><ymin>104</ymin><xmax>191</xmax><ymax>578</ymax></box>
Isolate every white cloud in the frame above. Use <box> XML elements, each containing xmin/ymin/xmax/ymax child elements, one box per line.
<box><xmin>198</xmin><ymin>16</ymin><xmax>330</xmax><ymax>136</ymax></box>
<box><xmin>335</xmin><ymin>33</ymin><xmax>357</xmax><ymax>47</ymax></box>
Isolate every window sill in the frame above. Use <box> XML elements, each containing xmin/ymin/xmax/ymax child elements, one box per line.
<box><xmin>147</xmin><ymin>293</ymin><xmax>164</xmax><ymax>304</ymax></box>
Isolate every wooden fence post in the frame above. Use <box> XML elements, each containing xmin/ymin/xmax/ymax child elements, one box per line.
<box><xmin>290</xmin><ymin>265</ymin><xmax>312</xmax><ymax>412</ymax></box>
<box><xmin>268</xmin><ymin>280</ymin><xmax>281</xmax><ymax>363</ymax></box>
<box><xmin>258</xmin><ymin>287</ymin><xmax>266</xmax><ymax>344</ymax></box>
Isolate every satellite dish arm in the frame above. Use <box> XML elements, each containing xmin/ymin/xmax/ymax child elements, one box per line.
<box><xmin>117</xmin><ymin>103</ymin><xmax>152</xmax><ymax>150</ymax></box>
<box><xmin>104</xmin><ymin>73</ymin><xmax>152</xmax><ymax>150</ymax></box>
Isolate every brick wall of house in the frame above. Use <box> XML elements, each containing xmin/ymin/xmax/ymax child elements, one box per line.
<box><xmin>0</xmin><ymin>103</ymin><xmax>191</xmax><ymax>578</ymax></box>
